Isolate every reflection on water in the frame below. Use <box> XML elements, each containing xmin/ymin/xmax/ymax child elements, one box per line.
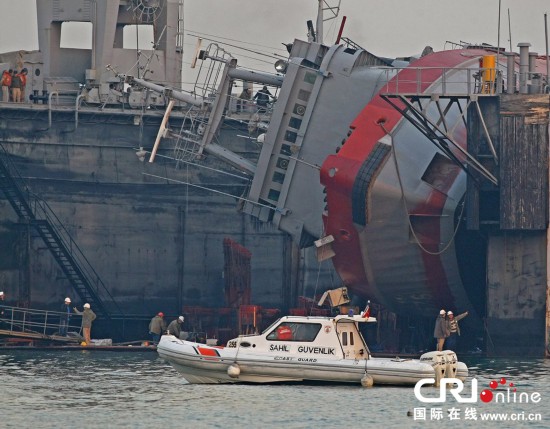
<box><xmin>0</xmin><ymin>351</ymin><xmax>548</xmax><ymax>428</ymax></box>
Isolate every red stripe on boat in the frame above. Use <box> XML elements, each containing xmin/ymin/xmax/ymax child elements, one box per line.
<box><xmin>196</xmin><ymin>346</ymin><xmax>220</xmax><ymax>357</ymax></box>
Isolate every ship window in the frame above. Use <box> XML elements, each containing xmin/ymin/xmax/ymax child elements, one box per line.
<box><xmin>266</xmin><ymin>322</ymin><xmax>322</xmax><ymax>342</ymax></box>
<box><xmin>342</xmin><ymin>331</ymin><xmax>348</xmax><ymax>346</ymax></box>
<box><xmin>304</xmin><ymin>71</ymin><xmax>317</xmax><ymax>85</ymax></box>
<box><xmin>284</xmin><ymin>130</ymin><xmax>298</xmax><ymax>143</ymax></box>
<box><xmin>268</xmin><ymin>189</ymin><xmax>280</xmax><ymax>202</ymax></box>
<box><xmin>297</xmin><ymin>89</ymin><xmax>311</xmax><ymax>102</ymax></box>
<box><xmin>349</xmin><ymin>332</ymin><xmax>354</xmax><ymax>345</ymax></box>
<box><xmin>272</xmin><ymin>171</ymin><xmax>285</xmax><ymax>184</ymax></box>
<box><xmin>276</xmin><ymin>157</ymin><xmax>289</xmax><ymax>170</ymax></box>
<box><xmin>60</xmin><ymin>22</ymin><xmax>92</xmax><ymax>49</ymax></box>
<box><xmin>288</xmin><ymin>117</ymin><xmax>302</xmax><ymax>130</ymax></box>
<box><xmin>280</xmin><ymin>144</ymin><xmax>292</xmax><ymax>156</ymax></box>
<box><xmin>293</xmin><ymin>103</ymin><xmax>307</xmax><ymax>116</ymax></box>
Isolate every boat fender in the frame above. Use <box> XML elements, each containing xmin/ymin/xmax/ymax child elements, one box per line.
<box><xmin>227</xmin><ymin>363</ymin><xmax>241</xmax><ymax>378</ymax></box>
<box><xmin>360</xmin><ymin>374</ymin><xmax>374</xmax><ymax>387</ymax></box>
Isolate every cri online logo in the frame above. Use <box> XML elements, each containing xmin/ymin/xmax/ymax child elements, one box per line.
<box><xmin>414</xmin><ymin>377</ymin><xmax>542</xmax><ymax>404</ymax></box>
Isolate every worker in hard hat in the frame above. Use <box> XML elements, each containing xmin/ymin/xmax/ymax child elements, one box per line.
<box><xmin>148</xmin><ymin>312</ymin><xmax>166</xmax><ymax>344</ymax></box>
<box><xmin>73</xmin><ymin>303</ymin><xmax>96</xmax><ymax>346</ymax></box>
<box><xmin>59</xmin><ymin>297</ymin><xmax>72</xmax><ymax>336</ymax></box>
<box><xmin>167</xmin><ymin>315</ymin><xmax>185</xmax><ymax>339</ymax></box>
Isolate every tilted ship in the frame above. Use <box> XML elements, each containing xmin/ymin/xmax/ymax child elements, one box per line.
<box><xmin>0</xmin><ymin>0</ymin><xmax>549</xmax><ymax>354</ymax></box>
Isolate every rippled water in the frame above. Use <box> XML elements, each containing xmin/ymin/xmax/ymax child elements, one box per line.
<box><xmin>0</xmin><ymin>351</ymin><xmax>548</xmax><ymax>428</ymax></box>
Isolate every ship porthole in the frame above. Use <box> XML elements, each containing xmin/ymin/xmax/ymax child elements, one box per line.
<box><xmin>35</xmin><ymin>68</ymin><xmax>41</xmax><ymax>76</ymax></box>
<box><xmin>328</xmin><ymin>167</ymin><xmax>337</xmax><ymax>177</ymax></box>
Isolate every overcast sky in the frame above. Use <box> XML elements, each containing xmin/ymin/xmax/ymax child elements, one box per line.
<box><xmin>0</xmin><ymin>0</ymin><xmax>548</xmax><ymax>80</ymax></box>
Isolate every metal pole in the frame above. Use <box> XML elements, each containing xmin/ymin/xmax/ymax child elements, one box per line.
<box><xmin>496</xmin><ymin>0</ymin><xmax>501</xmax><ymax>75</ymax></box>
<box><xmin>316</xmin><ymin>0</ymin><xmax>324</xmax><ymax>45</ymax></box>
<box><xmin>505</xmin><ymin>52</ymin><xmax>515</xmax><ymax>94</ymax></box>
<box><xmin>336</xmin><ymin>16</ymin><xmax>347</xmax><ymax>44</ymax></box>
<box><xmin>518</xmin><ymin>42</ymin><xmax>531</xmax><ymax>94</ymax></box>
<box><xmin>508</xmin><ymin>9</ymin><xmax>513</xmax><ymax>52</ymax></box>
<box><xmin>149</xmin><ymin>98</ymin><xmax>175</xmax><ymax>163</ymax></box>
<box><xmin>545</xmin><ymin>13</ymin><xmax>549</xmax><ymax>92</ymax></box>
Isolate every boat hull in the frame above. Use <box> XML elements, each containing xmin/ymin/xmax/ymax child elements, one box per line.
<box><xmin>157</xmin><ymin>335</ymin><xmax>442</xmax><ymax>386</ymax></box>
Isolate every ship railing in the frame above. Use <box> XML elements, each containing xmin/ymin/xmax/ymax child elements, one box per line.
<box><xmin>173</xmin><ymin>105</ymin><xmax>209</xmax><ymax>165</ymax></box>
<box><xmin>379</xmin><ymin>66</ymin><xmax>504</xmax><ymax>97</ymax></box>
<box><xmin>380</xmin><ymin>65</ymin><xmax>547</xmax><ymax>97</ymax></box>
<box><xmin>193</xmin><ymin>43</ymin><xmax>232</xmax><ymax>100</ymax></box>
<box><xmin>0</xmin><ymin>305</ymin><xmax>83</xmax><ymax>340</ymax></box>
<box><xmin>47</xmin><ymin>90</ymin><xmax>81</xmax><ymax>128</ymax></box>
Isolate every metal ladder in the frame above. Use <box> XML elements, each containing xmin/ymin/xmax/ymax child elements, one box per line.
<box><xmin>0</xmin><ymin>143</ymin><xmax>123</xmax><ymax>321</ymax></box>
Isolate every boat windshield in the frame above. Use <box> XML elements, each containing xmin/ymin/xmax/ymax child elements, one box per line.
<box><xmin>266</xmin><ymin>322</ymin><xmax>322</xmax><ymax>342</ymax></box>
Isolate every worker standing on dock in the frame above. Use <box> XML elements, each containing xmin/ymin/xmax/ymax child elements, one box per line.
<box><xmin>73</xmin><ymin>303</ymin><xmax>96</xmax><ymax>346</ymax></box>
<box><xmin>433</xmin><ymin>309</ymin><xmax>449</xmax><ymax>351</ymax></box>
<box><xmin>149</xmin><ymin>312</ymin><xmax>166</xmax><ymax>344</ymax></box>
<box><xmin>10</xmin><ymin>69</ymin><xmax>22</xmax><ymax>103</ymax></box>
<box><xmin>18</xmin><ymin>68</ymin><xmax>28</xmax><ymax>103</ymax></box>
<box><xmin>167</xmin><ymin>316</ymin><xmax>184</xmax><ymax>339</ymax></box>
<box><xmin>59</xmin><ymin>297</ymin><xmax>72</xmax><ymax>336</ymax></box>
<box><xmin>1</xmin><ymin>69</ymin><xmax>12</xmax><ymax>102</ymax></box>
<box><xmin>445</xmin><ymin>310</ymin><xmax>469</xmax><ymax>351</ymax></box>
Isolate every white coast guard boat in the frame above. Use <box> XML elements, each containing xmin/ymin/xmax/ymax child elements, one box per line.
<box><xmin>157</xmin><ymin>314</ymin><xmax>468</xmax><ymax>386</ymax></box>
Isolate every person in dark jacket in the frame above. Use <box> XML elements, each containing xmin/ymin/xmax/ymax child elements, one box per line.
<box><xmin>10</xmin><ymin>69</ymin><xmax>22</xmax><ymax>103</ymax></box>
<box><xmin>167</xmin><ymin>315</ymin><xmax>184</xmax><ymax>338</ymax></box>
<box><xmin>149</xmin><ymin>312</ymin><xmax>166</xmax><ymax>344</ymax></box>
<box><xmin>59</xmin><ymin>297</ymin><xmax>72</xmax><ymax>336</ymax></box>
<box><xmin>433</xmin><ymin>309</ymin><xmax>449</xmax><ymax>351</ymax></box>
<box><xmin>253</xmin><ymin>85</ymin><xmax>273</xmax><ymax>111</ymax></box>
<box><xmin>73</xmin><ymin>303</ymin><xmax>96</xmax><ymax>346</ymax></box>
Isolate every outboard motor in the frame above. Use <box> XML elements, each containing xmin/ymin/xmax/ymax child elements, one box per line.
<box><xmin>419</xmin><ymin>351</ymin><xmax>446</xmax><ymax>386</ymax></box>
<box><xmin>442</xmin><ymin>350</ymin><xmax>458</xmax><ymax>379</ymax></box>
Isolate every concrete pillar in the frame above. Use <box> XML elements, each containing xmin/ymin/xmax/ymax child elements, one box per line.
<box><xmin>518</xmin><ymin>42</ymin><xmax>531</xmax><ymax>94</ymax></box>
<box><xmin>505</xmin><ymin>52</ymin><xmax>516</xmax><ymax>94</ymax></box>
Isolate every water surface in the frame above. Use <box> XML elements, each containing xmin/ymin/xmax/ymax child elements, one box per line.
<box><xmin>0</xmin><ymin>351</ymin><xmax>547</xmax><ymax>428</ymax></box>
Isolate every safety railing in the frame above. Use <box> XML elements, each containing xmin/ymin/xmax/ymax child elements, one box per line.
<box><xmin>379</xmin><ymin>65</ymin><xmax>548</xmax><ymax>97</ymax></box>
<box><xmin>0</xmin><ymin>305</ymin><xmax>83</xmax><ymax>339</ymax></box>
<box><xmin>378</xmin><ymin>66</ymin><xmax>503</xmax><ymax>96</ymax></box>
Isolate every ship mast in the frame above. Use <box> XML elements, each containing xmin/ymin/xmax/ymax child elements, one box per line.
<box><xmin>316</xmin><ymin>0</ymin><xmax>324</xmax><ymax>44</ymax></box>
<box><xmin>316</xmin><ymin>0</ymin><xmax>342</xmax><ymax>44</ymax></box>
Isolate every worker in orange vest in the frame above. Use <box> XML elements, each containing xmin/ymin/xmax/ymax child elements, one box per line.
<box><xmin>19</xmin><ymin>68</ymin><xmax>28</xmax><ymax>102</ymax></box>
<box><xmin>1</xmin><ymin>69</ymin><xmax>12</xmax><ymax>102</ymax></box>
